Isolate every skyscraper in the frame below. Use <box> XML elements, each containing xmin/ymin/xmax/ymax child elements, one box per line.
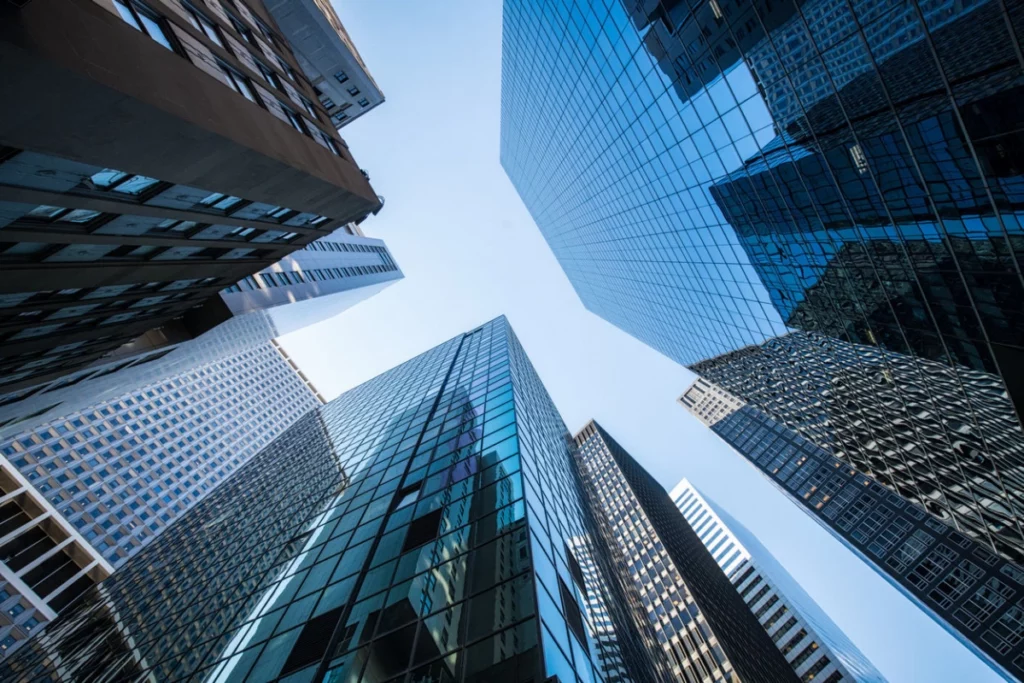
<box><xmin>691</xmin><ymin>332</ymin><xmax>1024</xmax><ymax>564</ymax></box>
<box><xmin>573</xmin><ymin>420</ymin><xmax>799</xmax><ymax>683</ymax></box>
<box><xmin>500</xmin><ymin>0</ymin><xmax>1024</xmax><ymax>560</ymax></box>
<box><xmin>0</xmin><ymin>317</ymin><xmax>670</xmax><ymax>683</ymax></box>
<box><xmin>671</xmin><ymin>478</ymin><xmax>885</xmax><ymax>682</ymax></box>
<box><xmin>0</xmin><ymin>324</ymin><xmax>323</xmax><ymax>658</ymax></box>
<box><xmin>1</xmin><ymin>0</ymin><xmax>382</xmax><ymax>394</ymax></box>
<box><xmin>680</xmin><ymin>378</ymin><xmax>1024</xmax><ymax>681</ymax></box>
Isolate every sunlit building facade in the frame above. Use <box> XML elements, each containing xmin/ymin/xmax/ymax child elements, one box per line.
<box><xmin>0</xmin><ymin>317</ymin><xmax>668</xmax><ymax>683</ymax></box>
<box><xmin>680</xmin><ymin>379</ymin><xmax>1024</xmax><ymax>681</ymax></box>
<box><xmin>573</xmin><ymin>421</ymin><xmax>798</xmax><ymax>683</ymax></box>
<box><xmin>0</xmin><ymin>325</ymin><xmax>322</xmax><ymax>660</ymax></box>
<box><xmin>672</xmin><ymin>479</ymin><xmax>885</xmax><ymax>682</ymax></box>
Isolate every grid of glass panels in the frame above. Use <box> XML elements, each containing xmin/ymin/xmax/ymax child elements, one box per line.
<box><xmin>713</xmin><ymin>404</ymin><xmax>1024</xmax><ymax>679</ymax></box>
<box><xmin>501</xmin><ymin>0</ymin><xmax>1024</xmax><ymax>586</ymax></box>
<box><xmin>0</xmin><ymin>317</ymin><xmax>656</xmax><ymax>683</ymax></box>
<box><xmin>693</xmin><ymin>331</ymin><xmax>1024</xmax><ymax>564</ymax></box>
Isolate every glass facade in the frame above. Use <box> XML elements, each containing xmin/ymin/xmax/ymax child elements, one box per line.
<box><xmin>0</xmin><ymin>317</ymin><xmax>662</xmax><ymax>683</ymax></box>
<box><xmin>501</xmin><ymin>0</ymin><xmax>1024</xmax><ymax>568</ymax></box>
<box><xmin>679</xmin><ymin>382</ymin><xmax>1024</xmax><ymax>680</ymax></box>
<box><xmin>573</xmin><ymin>421</ymin><xmax>799</xmax><ymax>683</ymax></box>
<box><xmin>672</xmin><ymin>479</ymin><xmax>885</xmax><ymax>682</ymax></box>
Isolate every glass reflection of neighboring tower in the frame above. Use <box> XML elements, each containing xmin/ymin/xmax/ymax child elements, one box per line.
<box><xmin>0</xmin><ymin>317</ymin><xmax>666</xmax><ymax>683</ymax></box>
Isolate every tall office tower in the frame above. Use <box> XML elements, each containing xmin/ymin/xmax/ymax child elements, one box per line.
<box><xmin>573</xmin><ymin>420</ymin><xmax>799</xmax><ymax>683</ymax></box>
<box><xmin>691</xmin><ymin>333</ymin><xmax>1024</xmax><ymax>564</ymax></box>
<box><xmin>501</xmin><ymin>0</ymin><xmax>1024</xmax><ymax>558</ymax></box>
<box><xmin>680</xmin><ymin>380</ymin><xmax>1024</xmax><ymax>681</ymax></box>
<box><xmin>263</xmin><ymin>0</ymin><xmax>385</xmax><ymax>128</ymax></box>
<box><xmin>671</xmin><ymin>478</ymin><xmax>885</xmax><ymax>682</ymax></box>
<box><xmin>1</xmin><ymin>0</ymin><xmax>382</xmax><ymax>395</ymax></box>
<box><xmin>0</xmin><ymin>329</ymin><xmax>322</xmax><ymax>658</ymax></box>
<box><xmin>0</xmin><ymin>228</ymin><xmax>402</xmax><ymax>432</ymax></box>
<box><xmin>0</xmin><ymin>317</ymin><xmax>670</xmax><ymax>683</ymax></box>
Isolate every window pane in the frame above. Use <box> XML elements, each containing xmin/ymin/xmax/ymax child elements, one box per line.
<box><xmin>27</xmin><ymin>205</ymin><xmax>65</xmax><ymax>219</ymax></box>
<box><xmin>60</xmin><ymin>209</ymin><xmax>102</xmax><ymax>224</ymax></box>
<box><xmin>112</xmin><ymin>175</ymin><xmax>159</xmax><ymax>195</ymax></box>
<box><xmin>114</xmin><ymin>1</ymin><xmax>143</xmax><ymax>30</ymax></box>
<box><xmin>90</xmin><ymin>169</ymin><xmax>128</xmax><ymax>188</ymax></box>
<box><xmin>138</xmin><ymin>14</ymin><xmax>173</xmax><ymax>51</ymax></box>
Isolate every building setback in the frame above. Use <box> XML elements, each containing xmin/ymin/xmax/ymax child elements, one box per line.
<box><xmin>573</xmin><ymin>420</ymin><xmax>799</xmax><ymax>683</ymax></box>
<box><xmin>0</xmin><ymin>317</ymin><xmax>670</xmax><ymax>683</ymax></box>
<box><xmin>0</xmin><ymin>0</ymin><xmax>382</xmax><ymax>394</ymax></box>
<box><xmin>0</xmin><ymin>325</ymin><xmax>322</xmax><ymax>659</ymax></box>
<box><xmin>680</xmin><ymin>378</ymin><xmax>1024</xmax><ymax>681</ymax></box>
<box><xmin>671</xmin><ymin>478</ymin><xmax>886</xmax><ymax>682</ymax></box>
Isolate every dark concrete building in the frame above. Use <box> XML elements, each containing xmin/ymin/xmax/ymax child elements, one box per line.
<box><xmin>573</xmin><ymin>420</ymin><xmax>799</xmax><ymax>683</ymax></box>
<box><xmin>0</xmin><ymin>0</ymin><xmax>381</xmax><ymax>395</ymax></box>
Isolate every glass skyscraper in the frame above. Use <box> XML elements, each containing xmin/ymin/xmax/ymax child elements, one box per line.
<box><xmin>573</xmin><ymin>420</ymin><xmax>799</xmax><ymax>683</ymax></box>
<box><xmin>500</xmin><ymin>0</ymin><xmax>1024</xmax><ymax>567</ymax></box>
<box><xmin>0</xmin><ymin>317</ymin><xmax>670</xmax><ymax>683</ymax></box>
<box><xmin>672</xmin><ymin>478</ymin><xmax>885</xmax><ymax>682</ymax></box>
<box><xmin>680</xmin><ymin>378</ymin><xmax>1024</xmax><ymax>681</ymax></box>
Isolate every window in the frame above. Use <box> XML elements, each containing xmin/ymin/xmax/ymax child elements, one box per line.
<box><xmin>183</xmin><ymin>4</ymin><xmax>224</xmax><ymax>47</ymax></box>
<box><xmin>228</xmin><ymin>15</ymin><xmax>255</xmax><ymax>44</ymax></box>
<box><xmin>334</xmin><ymin>70</ymin><xmax>349</xmax><ymax>84</ymax></box>
<box><xmin>298</xmin><ymin>97</ymin><xmax>317</xmax><ymax>117</ymax></box>
<box><xmin>358</xmin><ymin>98</ymin><xmax>370</xmax><ymax>107</ymax></box>
<box><xmin>113</xmin><ymin>0</ymin><xmax>174</xmax><ymax>51</ymax></box>
<box><xmin>279</xmin><ymin>103</ymin><xmax>307</xmax><ymax>135</ymax></box>
<box><xmin>256</xmin><ymin>60</ymin><xmax>283</xmax><ymax>90</ymax></box>
<box><xmin>280</xmin><ymin>607</ymin><xmax>343</xmax><ymax>676</ymax></box>
<box><xmin>218</xmin><ymin>63</ymin><xmax>258</xmax><ymax>104</ymax></box>
<box><xmin>88</xmin><ymin>169</ymin><xmax>159</xmax><ymax>196</ymax></box>
<box><xmin>395</xmin><ymin>483</ymin><xmax>420</xmax><ymax>510</ymax></box>
<box><xmin>347</xmin><ymin>86</ymin><xmax>360</xmax><ymax>96</ymax></box>
<box><xmin>318</xmin><ymin>131</ymin><xmax>342</xmax><ymax>156</ymax></box>
<box><xmin>558</xmin><ymin>577</ymin><xmax>587</xmax><ymax>644</ymax></box>
<box><xmin>24</xmin><ymin>206</ymin><xmax>102</xmax><ymax>224</ymax></box>
<box><xmin>197</xmin><ymin>192</ymin><xmax>243</xmax><ymax>211</ymax></box>
<box><xmin>402</xmin><ymin>509</ymin><xmax>443</xmax><ymax>552</ymax></box>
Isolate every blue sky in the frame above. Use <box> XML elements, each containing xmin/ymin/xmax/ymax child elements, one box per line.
<box><xmin>279</xmin><ymin>2</ymin><xmax>1000</xmax><ymax>680</ymax></box>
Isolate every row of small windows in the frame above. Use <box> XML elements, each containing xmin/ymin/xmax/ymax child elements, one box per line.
<box><xmin>112</xmin><ymin>0</ymin><xmax>344</xmax><ymax>157</ymax></box>
<box><xmin>225</xmin><ymin>261</ymin><xmax>394</xmax><ymax>292</ymax></box>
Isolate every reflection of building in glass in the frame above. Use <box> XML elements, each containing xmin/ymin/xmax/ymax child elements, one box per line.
<box><xmin>573</xmin><ymin>421</ymin><xmax>799</xmax><ymax>683</ymax></box>
<box><xmin>501</xmin><ymin>0</ymin><xmax>1024</xmax><ymax>582</ymax></box>
<box><xmin>1</xmin><ymin>0</ymin><xmax>382</xmax><ymax>394</ymax></box>
<box><xmin>680</xmin><ymin>379</ymin><xmax>1024</xmax><ymax>681</ymax></box>
<box><xmin>691</xmin><ymin>332</ymin><xmax>1024</xmax><ymax>564</ymax></box>
<box><xmin>0</xmin><ymin>318</ymin><xmax>666</xmax><ymax>683</ymax></box>
<box><xmin>672</xmin><ymin>478</ymin><xmax>886</xmax><ymax>682</ymax></box>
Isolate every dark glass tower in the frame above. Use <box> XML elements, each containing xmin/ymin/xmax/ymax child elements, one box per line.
<box><xmin>680</xmin><ymin>378</ymin><xmax>1024</xmax><ymax>681</ymax></box>
<box><xmin>0</xmin><ymin>317</ymin><xmax>667</xmax><ymax>683</ymax></box>
<box><xmin>500</xmin><ymin>0</ymin><xmax>1024</xmax><ymax>571</ymax></box>
<box><xmin>573</xmin><ymin>421</ymin><xmax>799</xmax><ymax>683</ymax></box>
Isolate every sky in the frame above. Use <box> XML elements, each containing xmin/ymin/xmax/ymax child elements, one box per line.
<box><xmin>279</xmin><ymin>1</ymin><xmax>1001</xmax><ymax>681</ymax></box>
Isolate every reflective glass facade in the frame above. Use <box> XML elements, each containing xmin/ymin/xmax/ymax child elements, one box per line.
<box><xmin>0</xmin><ymin>317</ymin><xmax>662</xmax><ymax>683</ymax></box>
<box><xmin>501</xmin><ymin>0</ymin><xmax>1024</xmax><ymax>568</ymax></box>
<box><xmin>672</xmin><ymin>479</ymin><xmax>885</xmax><ymax>682</ymax></box>
<box><xmin>680</xmin><ymin>382</ymin><xmax>1024</xmax><ymax>680</ymax></box>
<box><xmin>573</xmin><ymin>421</ymin><xmax>798</xmax><ymax>683</ymax></box>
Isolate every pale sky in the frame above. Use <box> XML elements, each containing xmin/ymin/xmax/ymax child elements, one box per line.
<box><xmin>279</xmin><ymin>2</ymin><xmax>1001</xmax><ymax>680</ymax></box>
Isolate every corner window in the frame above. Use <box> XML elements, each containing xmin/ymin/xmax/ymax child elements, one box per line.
<box><xmin>113</xmin><ymin>0</ymin><xmax>174</xmax><ymax>51</ymax></box>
